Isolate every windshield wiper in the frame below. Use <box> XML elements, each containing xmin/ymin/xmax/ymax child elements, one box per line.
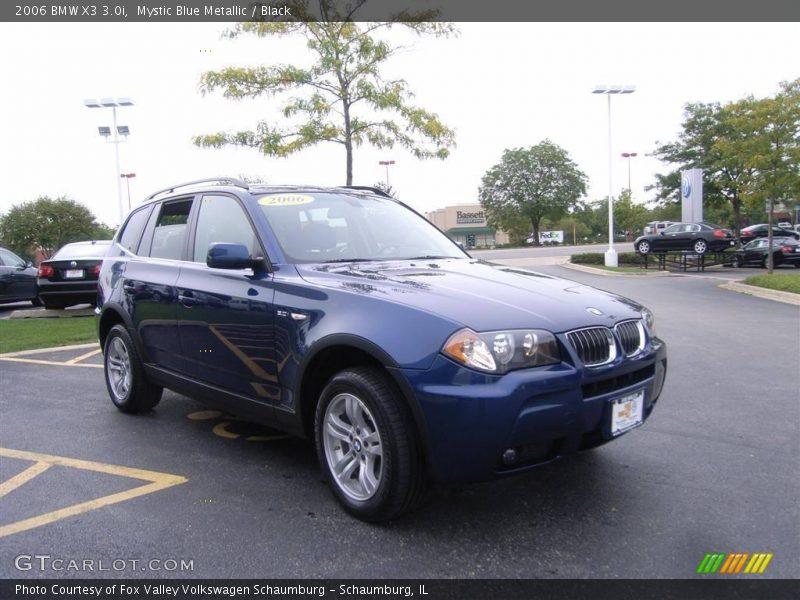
<box><xmin>322</xmin><ymin>258</ymin><xmax>376</xmax><ymax>263</ymax></box>
<box><xmin>403</xmin><ymin>255</ymin><xmax>457</xmax><ymax>260</ymax></box>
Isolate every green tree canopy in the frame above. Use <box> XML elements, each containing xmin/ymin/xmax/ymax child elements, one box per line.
<box><xmin>650</xmin><ymin>81</ymin><xmax>800</xmax><ymax>230</ymax></box>
<box><xmin>715</xmin><ymin>79</ymin><xmax>800</xmax><ymax>215</ymax></box>
<box><xmin>650</xmin><ymin>101</ymin><xmax>754</xmax><ymax>229</ymax></box>
<box><xmin>194</xmin><ymin>3</ymin><xmax>456</xmax><ymax>185</ymax></box>
<box><xmin>479</xmin><ymin>141</ymin><xmax>587</xmax><ymax>246</ymax></box>
<box><xmin>0</xmin><ymin>197</ymin><xmax>111</xmax><ymax>260</ymax></box>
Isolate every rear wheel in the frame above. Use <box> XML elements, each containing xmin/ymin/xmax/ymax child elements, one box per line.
<box><xmin>693</xmin><ymin>239</ymin><xmax>708</xmax><ymax>254</ymax></box>
<box><xmin>42</xmin><ymin>300</ymin><xmax>63</xmax><ymax>310</ymax></box>
<box><xmin>103</xmin><ymin>324</ymin><xmax>162</xmax><ymax>413</ymax></box>
<box><xmin>637</xmin><ymin>240</ymin><xmax>651</xmax><ymax>254</ymax></box>
<box><xmin>315</xmin><ymin>367</ymin><xmax>426</xmax><ymax>522</ymax></box>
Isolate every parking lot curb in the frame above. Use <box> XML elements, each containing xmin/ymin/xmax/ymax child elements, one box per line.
<box><xmin>8</xmin><ymin>307</ymin><xmax>94</xmax><ymax>319</ymax></box>
<box><xmin>719</xmin><ymin>281</ymin><xmax>800</xmax><ymax>306</ymax></box>
<box><xmin>0</xmin><ymin>342</ymin><xmax>99</xmax><ymax>359</ymax></box>
<box><xmin>562</xmin><ymin>261</ymin><xmax>672</xmax><ymax>278</ymax></box>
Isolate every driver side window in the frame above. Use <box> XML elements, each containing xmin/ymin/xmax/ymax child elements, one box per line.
<box><xmin>193</xmin><ymin>195</ymin><xmax>259</xmax><ymax>263</ymax></box>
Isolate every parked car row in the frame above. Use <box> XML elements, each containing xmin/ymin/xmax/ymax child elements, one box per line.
<box><xmin>0</xmin><ymin>241</ymin><xmax>111</xmax><ymax>307</ymax></box>
<box><xmin>634</xmin><ymin>221</ymin><xmax>799</xmax><ymax>261</ymax></box>
<box><xmin>730</xmin><ymin>237</ymin><xmax>800</xmax><ymax>268</ymax></box>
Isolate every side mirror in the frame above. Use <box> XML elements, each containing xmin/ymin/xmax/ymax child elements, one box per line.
<box><xmin>25</xmin><ymin>261</ymin><xmax>33</xmax><ymax>268</ymax></box>
<box><xmin>207</xmin><ymin>242</ymin><xmax>263</xmax><ymax>271</ymax></box>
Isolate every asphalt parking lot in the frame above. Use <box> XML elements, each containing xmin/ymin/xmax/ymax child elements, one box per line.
<box><xmin>0</xmin><ymin>264</ymin><xmax>797</xmax><ymax>579</ymax></box>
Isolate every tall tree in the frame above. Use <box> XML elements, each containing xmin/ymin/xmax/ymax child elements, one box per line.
<box><xmin>479</xmin><ymin>141</ymin><xmax>587</xmax><ymax>246</ymax></box>
<box><xmin>613</xmin><ymin>190</ymin><xmax>651</xmax><ymax>241</ymax></box>
<box><xmin>717</xmin><ymin>79</ymin><xmax>800</xmax><ymax>272</ymax></box>
<box><xmin>0</xmin><ymin>197</ymin><xmax>111</xmax><ymax>260</ymax></box>
<box><xmin>651</xmin><ymin>102</ymin><xmax>755</xmax><ymax>230</ymax></box>
<box><xmin>194</xmin><ymin>4</ymin><xmax>456</xmax><ymax>185</ymax></box>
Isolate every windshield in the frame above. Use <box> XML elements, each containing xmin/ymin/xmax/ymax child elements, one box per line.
<box><xmin>53</xmin><ymin>242</ymin><xmax>111</xmax><ymax>259</ymax></box>
<box><xmin>257</xmin><ymin>192</ymin><xmax>468</xmax><ymax>263</ymax></box>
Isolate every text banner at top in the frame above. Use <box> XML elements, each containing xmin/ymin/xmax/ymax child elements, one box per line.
<box><xmin>4</xmin><ymin>0</ymin><xmax>800</xmax><ymax>22</ymax></box>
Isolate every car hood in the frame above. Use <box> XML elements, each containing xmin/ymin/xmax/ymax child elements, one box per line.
<box><xmin>295</xmin><ymin>258</ymin><xmax>646</xmax><ymax>333</ymax></box>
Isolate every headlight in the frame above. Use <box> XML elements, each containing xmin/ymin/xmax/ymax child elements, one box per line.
<box><xmin>641</xmin><ymin>307</ymin><xmax>655</xmax><ymax>334</ymax></box>
<box><xmin>442</xmin><ymin>328</ymin><xmax>561</xmax><ymax>374</ymax></box>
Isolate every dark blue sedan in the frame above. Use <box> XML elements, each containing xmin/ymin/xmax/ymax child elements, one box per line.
<box><xmin>97</xmin><ymin>178</ymin><xmax>667</xmax><ymax>521</ymax></box>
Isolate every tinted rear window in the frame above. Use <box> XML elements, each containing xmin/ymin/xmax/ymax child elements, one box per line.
<box><xmin>53</xmin><ymin>242</ymin><xmax>111</xmax><ymax>259</ymax></box>
<box><xmin>118</xmin><ymin>205</ymin><xmax>152</xmax><ymax>254</ymax></box>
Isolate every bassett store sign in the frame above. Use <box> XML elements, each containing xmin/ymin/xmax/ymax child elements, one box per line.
<box><xmin>456</xmin><ymin>210</ymin><xmax>485</xmax><ymax>224</ymax></box>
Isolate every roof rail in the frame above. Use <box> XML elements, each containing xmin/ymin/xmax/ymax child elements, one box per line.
<box><xmin>146</xmin><ymin>177</ymin><xmax>250</xmax><ymax>200</ymax></box>
<box><xmin>340</xmin><ymin>185</ymin><xmax>392</xmax><ymax>198</ymax></box>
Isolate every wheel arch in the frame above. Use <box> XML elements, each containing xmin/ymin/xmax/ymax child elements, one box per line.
<box><xmin>98</xmin><ymin>304</ymin><xmax>140</xmax><ymax>355</ymax></box>
<box><xmin>295</xmin><ymin>334</ymin><xmax>433</xmax><ymax>475</ymax></box>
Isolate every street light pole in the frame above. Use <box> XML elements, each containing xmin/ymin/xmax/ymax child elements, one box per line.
<box><xmin>84</xmin><ymin>98</ymin><xmax>134</xmax><ymax>224</ymax></box>
<box><xmin>112</xmin><ymin>106</ymin><xmax>123</xmax><ymax>217</ymax></box>
<box><xmin>621</xmin><ymin>152</ymin><xmax>637</xmax><ymax>194</ymax></box>
<box><xmin>592</xmin><ymin>85</ymin><xmax>636</xmax><ymax>267</ymax></box>
<box><xmin>120</xmin><ymin>173</ymin><xmax>136</xmax><ymax>211</ymax></box>
<box><xmin>378</xmin><ymin>160</ymin><xmax>395</xmax><ymax>188</ymax></box>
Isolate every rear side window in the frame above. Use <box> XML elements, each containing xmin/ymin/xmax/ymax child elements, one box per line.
<box><xmin>118</xmin><ymin>206</ymin><xmax>152</xmax><ymax>254</ymax></box>
<box><xmin>0</xmin><ymin>248</ymin><xmax>25</xmax><ymax>267</ymax></box>
<box><xmin>150</xmin><ymin>200</ymin><xmax>193</xmax><ymax>261</ymax></box>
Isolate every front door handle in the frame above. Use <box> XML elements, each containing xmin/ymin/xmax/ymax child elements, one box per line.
<box><xmin>123</xmin><ymin>281</ymin><xmax>136</xmax><ymax>293</ymax></box>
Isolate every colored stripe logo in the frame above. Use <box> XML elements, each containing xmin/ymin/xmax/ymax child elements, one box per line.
<box><xmin>696</xmin><ymin>553</ymin><xmax>773</xmax><ymax>574</ymax></box>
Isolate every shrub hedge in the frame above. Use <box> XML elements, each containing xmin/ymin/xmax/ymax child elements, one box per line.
<box><xmin>571</xmin><ymin>252</ymin><xmax>643</xmax><ymax>265</ymax></box>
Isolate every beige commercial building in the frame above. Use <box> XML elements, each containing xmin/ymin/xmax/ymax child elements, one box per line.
<box><xmin>425</xmin><ymin>204</ymin><xmax>510</xmax><ymax>248</ymax></box>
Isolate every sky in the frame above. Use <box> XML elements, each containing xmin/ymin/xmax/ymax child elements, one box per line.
<box><xmin>0</xmin><ymin>22</ymin><xmax>798</xmax><ymax>227</ymax></box>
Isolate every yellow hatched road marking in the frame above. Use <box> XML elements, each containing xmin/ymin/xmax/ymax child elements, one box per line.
<box><xmin>65</xmin><ymin>348</ymin><xmax>102</xmax><ymax>364</ymax></box>
<box><xmin>0</xmin><ymin>448</ymin><xmax>186</xmax><ymax>539</ymax></box>
<box><xmin>0</xmin><ymin>462</ymin><xmax>52</xmax><ymax>498</ymax></box>
<box><xmin>0</xmin><ymin>357</ymin><xmax>102</xmax><ymax>369</ymax></box>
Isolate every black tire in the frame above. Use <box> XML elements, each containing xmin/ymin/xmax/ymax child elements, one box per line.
<box><xmin>30</xmin><ymin>296</ymin><xmax>42</xmax><ymax>307</ymax></box>
<box><xmin>693</xmin><ymin>239</ymin><xmax>708</xmax><ymax>254</ymax></box>
<box><xmin>636</xmin><ymin>240</ymin><xmax>650</xmax><ymax>255</ymax></box>
<box><xmin>42</xmin><ymin>300</ymin><xmax>64</xmax><ymax>310</ymax></box>
<box><xmin>103</xmin><ymin>324</ymin><xmax>162</xmax><ymax>413</ymax></box>
<box><xmin>314</xmin><ymin>367</ymin><xmax>426</xmax><ymax>522</ymax></box>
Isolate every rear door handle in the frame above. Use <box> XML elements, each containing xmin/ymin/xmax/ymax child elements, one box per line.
<box><xmin>178</xmin><ymin>290</ymin><xmax>201</xmax><ymax>307</ymax></box>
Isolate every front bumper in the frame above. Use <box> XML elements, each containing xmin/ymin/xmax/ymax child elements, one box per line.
<box><xmin>400</xmin><ymin>337</ymin><xmax>667</xmax><ymax>483</ymax></box>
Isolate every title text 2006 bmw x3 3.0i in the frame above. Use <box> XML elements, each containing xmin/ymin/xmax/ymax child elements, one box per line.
<box><xmin>97</xmin><ymin>178</ymin><xmax>667</xmax><ymax>521</ymax></box>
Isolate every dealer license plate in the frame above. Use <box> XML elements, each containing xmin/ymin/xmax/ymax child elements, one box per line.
<box><xmin>64</xmin><ymin>269</ymin><xmax>84</xmax><ymax>279</ymax></box>
<box><xmin>610</xmin><ymin>389</ymin><xmax>644</xmax><ymax>436</ymax></box>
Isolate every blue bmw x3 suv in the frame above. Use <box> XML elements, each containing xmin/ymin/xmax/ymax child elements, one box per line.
<box><xmin>97</xmin><ymin>177</ymin><xmax>667</xmax><ymax>521</ymax></box>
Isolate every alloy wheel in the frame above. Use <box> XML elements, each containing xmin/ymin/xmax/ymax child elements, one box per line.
<box><xmin>322</xmin><ymin>392</ymin><xmax>384</xmax><ymax>501</ymax></box>
<box><xmin>106</xmin><ymin>337</ymin><xmax>132</xmax><ymax>401</ymax></box>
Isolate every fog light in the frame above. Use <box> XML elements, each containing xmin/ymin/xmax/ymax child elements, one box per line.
<box><xmin>502</xmin><ymin>448</ymin><xmax>517</xmax><ymax>465</ymax></box>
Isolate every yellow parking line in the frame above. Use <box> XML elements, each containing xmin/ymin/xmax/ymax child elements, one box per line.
<box><xmin>0</xmin><ymin>357</ymin><xmax>102</xmax><ymax>369</ymax></box>
<box><xmin>0</xmin><ymin>462</ymin><xmax>52</xmax><ymax>498</ymax></box>
<box><xmin>65</xmin><ymin>348</ymin><xmax>102</xmax><ymax>364</ymax></box>
<box><xmin>0</xmin><ymin>448</ymin><xmax>187</xmax><ymax>539</ymax></box>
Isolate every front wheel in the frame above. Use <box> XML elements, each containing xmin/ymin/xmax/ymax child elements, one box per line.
<box><xmin>315</xmin><ymin>367</ymin><xmax>426</xmax><ymax>522</ymax></box>
<box><xmin>637</xmin><ymin>240</ymin><xmax>651</xmax><ymax>254</ymax></box>
<box><xmin>103</xmin><ymin>324</ymin><xmax>162</xmax><ymax>413</ymax></box>
<box><xmin>693</xmin><ymin>239</ymin><xmax>708</xmax><ymax>254</ymax></box>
